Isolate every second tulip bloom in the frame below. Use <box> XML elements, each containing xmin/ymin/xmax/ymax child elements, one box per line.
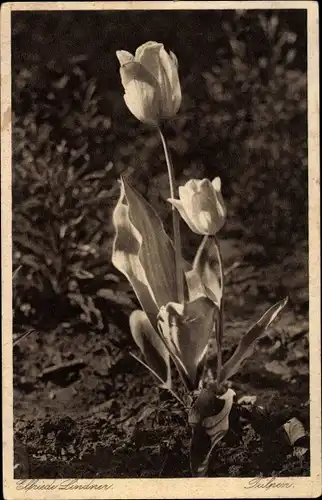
<box><xmin>168</xmin><ymin>177</ymin><xmax>227</xmax><ymax>236</ymax></box>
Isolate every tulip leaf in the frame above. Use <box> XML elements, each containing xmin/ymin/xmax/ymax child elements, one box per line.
<box><xmin>130</xmin><ymin>310</ymin><xmax>171</xmax><ymax>388</ymax></box>
<box><xmin>193</xmin><ymin>236</ymin><xmax>222</xmax><ymax>308</ymax></box>
<box><xmin>189</xmin><ymin>388</ymin><xmax>235</xmax><ymax>477</ymax></box>
<box><xmin>112</xmin><ymin>181</ymin><xmax>159</xmax><ymax>327</ymax></box>
<box><xmin>220</xmin><ymin>297</ymin><xmax>288</xmax><ymax>383</ymax></box>
<box><xmin>158</xmin><ymin>297</ymin><xmax>218</xmax><ymax>389</ymax></box>
<box><xmin>122</xmin><ymin>178</ymin><xmax>179</xmax><ymax>309</ymax></box>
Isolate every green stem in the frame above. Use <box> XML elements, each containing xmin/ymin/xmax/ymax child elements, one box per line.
<box><xmin>158</xmin><ymin>126</ymin><xmax>185</xmax><ymax>304</ymax></box>
<box><xmin>214</xmin><ymin>235</ymin><xmax>224</xmax><ymax>383</ymax></box>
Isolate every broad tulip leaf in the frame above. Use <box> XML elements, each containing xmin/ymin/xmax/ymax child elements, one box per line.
<box><xmin>158</xmin><ymin>297</ymin><xmax>218</xmax><ymax>389</ymax></box>
<box><xmin>189</xmin><ymin>388</ymin><xmax>235</xmax><ymax>477</ymax></box>
<box><xmin>130</xmin><ymin>310</ymin><xmax>171</xmax><ymax>388</ymax></box>
<box><xmin>122</xmin><ymin>178</ymin><xmax>179</xmax><ymax>308</ymax></box>
<box><xmin>193</xmin><ymin>236</ymin><xmax>222</xmax><ymax>308</ymax></box>
<box><xmin>220</xmin><ymin>297</ymin><xmax>288</xmax><ymax>383</ymax></box>
<box><xmin>112</xmin><ymin>181</ymin><xmax>159</xmax><ymax>327</ymax></box>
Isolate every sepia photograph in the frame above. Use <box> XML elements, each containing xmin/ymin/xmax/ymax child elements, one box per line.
<box><xmin>1</xmin><ymin>1</ymin><xmax>320</xmax><ymax>498</ymax></box>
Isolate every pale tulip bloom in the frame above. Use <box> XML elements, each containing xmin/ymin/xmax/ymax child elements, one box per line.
<box><xmin>168</xmin><ymin>177</ymin><xmax>227</xmax><ymax>235</ymax></box>
<box><xmin>116</xmin><ymin>41</ymin><xmax>182</xmax><ymax>125</ymax></box>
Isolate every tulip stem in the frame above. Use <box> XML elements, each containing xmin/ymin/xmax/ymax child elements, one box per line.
<box><xmin>158</xmin><ymin>126</ymin><xmax>185</xmax><ymax>304</ymax></box>
<box><xmin>214</xmin><ymin>235</ymin><xmax>224</xmax><ymax>383</ymax></box>
<box><xmin>193</xmin><ymin>234</ymin><xmax>208</xmax><ymax>270</ymax></box>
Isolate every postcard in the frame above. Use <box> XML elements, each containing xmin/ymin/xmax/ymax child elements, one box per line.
<box><xmin>1</xmin><ymin>1</ymin><xmax>320</xmax><ymax>498</ymax></box>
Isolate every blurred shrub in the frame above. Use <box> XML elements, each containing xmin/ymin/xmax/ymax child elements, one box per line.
<box><xmin>12</xmin><ymin>62</ymin><xmax>132</xmax><ymax>328</ymax></box>
<box><xmin>200</xmin><ymin>12</ymin><xmax>307</xmax><ymax>245</ymax></box>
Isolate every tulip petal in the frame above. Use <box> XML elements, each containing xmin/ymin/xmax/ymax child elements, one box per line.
<box><xmin>135</xmin><ymin>42</ymin><xmax>181</xmax><ymax>118</ymax></box>
<box><xmin>191</xmin><ymin>183</ymin><xmax>218</xmax><ymax>234</ymax></box>
<box><xmin>124</xmin><ymin>80</ymin><xmax>159</xmax><ymax>125</ymax></box>
<box><xmin>116</xmin><ymin>50</ymin><xmax>134</xmax><ymax>65</ymax></box>
<box><xmin>122</xmin><ymin>178</ymin><xmax>179</xmax><ymax>308</ymax></box>
<box><xmin>168</xmin><ymin>197</ymin><xmax>203</xmax><ymax>234</ymax></box>
<box><xmin>200</xmin><ymin>178</ymin><xmax>217</xmax><ymax>201</ymax></box>
<box><xmin>136</xmin><ymin>42</ymin><xmax>173</xmax><ymax>117</ymax></box>
<box><xmin>170</xmin><ymin>51</ymin><xmax>178</xmax><ymax>68</ymax></box>
<box><xmin>212</xmin><ymin>177</ymin><xmax>227</xmax><ymax>219</ymax></box>
<box><xmin>130</xmin><ymin>310</ymin><xmax>171</xmax><ymax>388</ymax></box>
<box><xmin>220</xmin><ymin>297</ymin><xmax>289</xmax><ymax>383</ymax></box>
<box><xmin>178</xmin><ymin>182</ymin><xmax>195</xmax><ymax>209</ymax></box>
<box><xmin>212</xmin><ymin>177</ymin><xmax>221</xmax><ymax>191</ymax></box>
<box><xmin>119</xmin><ymin>60</ymin><xmax>158</xmax><ymax>89</ymax></box>
<box><xmin>135</xmin><ymin>41</ymin><xmax>164</xmax><ymax>82</ymax></box>
<box><xmin>180</xmin><ymin>185</ymin><xmax>209</xmax><ymax>233</ymax></box>
<box><xmin>168</xmin><ymin>51</ymin><xmax>182</xmax><ymax>113</ymax></box>
<box><xmin>193</xmin><ymin>236</ymin><xmax>222</xmax><ymax>307</ymax></box>
<box><xmin>176</xmin><ymin>178</ymin><xmax>226</xmax><ymax>236</ymax></box>
<box><xmin>112</xmin><ymin>181</ymin><xmax>159</xmax><ymax>326</ymax></box>
<box><xmin>158</xmin><ymin>297</ymin><xmax>217</xmax><ymax>388</ymax></box>
<box><xmin>119</xmin><ymin>61</ymin><xmax>160</xmax><ymax>125</ymax></box>
<box><xmin>158</xmin><ymin>47</ymin><xmax>182</xmax><ymax>116</ymax></box>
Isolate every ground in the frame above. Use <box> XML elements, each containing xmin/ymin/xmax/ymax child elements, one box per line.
<box><xmin>13</xmin><ymin>237</ymin><xmax>309</xmax><ymax>478</ymax></box>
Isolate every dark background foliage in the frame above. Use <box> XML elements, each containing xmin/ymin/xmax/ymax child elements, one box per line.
<box><xmin>12</xmin><ymin>9</ymin><xmax>307</xmax><ymax>329</ymax></box>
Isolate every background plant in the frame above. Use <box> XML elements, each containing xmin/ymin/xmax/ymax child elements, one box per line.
<box><xmin>13</xmin><ymin>63</ymin><xmax>133</xmax><ymax>329</ymax></box>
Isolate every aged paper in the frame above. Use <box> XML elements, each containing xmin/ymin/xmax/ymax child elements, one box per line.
<box><xmin>1</xmin><ymin>1</ymin><xmax>321</xmax><ymax>498</ymax></box>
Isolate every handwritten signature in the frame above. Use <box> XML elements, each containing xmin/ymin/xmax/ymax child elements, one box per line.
<box><xmin>16</xmin><ymin>477</ymin><xmax>294</xmax><ymax>493</ymax></box>
<box><xmin>245</xmin><ymin>477</ymin><xmax>294</xmax><ymax>490</ymax></box>
<box><xmin>16</xmin><ymin>479</ymin><xmax>114</xmax><ymax>492</ymax></box>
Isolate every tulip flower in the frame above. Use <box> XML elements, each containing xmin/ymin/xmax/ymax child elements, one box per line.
<box><xmin>168</xmin><ymin>177</ymin><xmax>227</xmax><ymax>236</ymax></box>
<box><xmin>116</xmin><ymin>41</ymin><xmax>182</xmax><ymax>125</ymax></box>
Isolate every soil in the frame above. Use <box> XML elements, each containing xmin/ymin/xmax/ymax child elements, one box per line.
<box><xmin>13</xmin><ymin>238</ymin><xmax>310</xmax><ymax>478</ymax></box>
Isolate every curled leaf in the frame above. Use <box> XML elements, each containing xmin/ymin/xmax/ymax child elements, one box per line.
<box><xmin>189</xmin><ymin>388</ymin><xmax>235</xmax><ymax>476</ymax></box>
<box><xmin>130</xmin><ymin>310</ymin><xmax>171</xmax><ymax>388</ymax></box>
<box><xmin>193</xmin><ymin>236</ymin><xmax>222</xmax><ymax>307</ymax></box>
<box><xmin>220</xmin><ymin>297</ymin><xmax>288</xmax><ymax>383</ymax></box>
<box><xmin>158</xmin><ymin>297</ymin><xmax>217</xmax><ymax>388</ymax></box>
